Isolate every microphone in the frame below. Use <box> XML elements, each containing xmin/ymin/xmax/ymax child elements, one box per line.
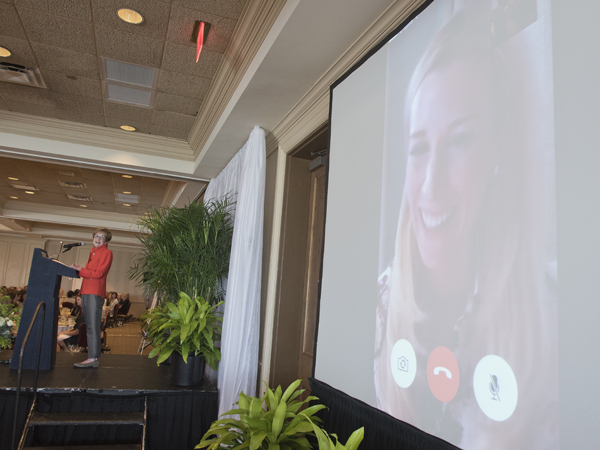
<box><xmin>63</xmin><ymin>242</ymin><xmax>86</xmax><ymax>249</ymax></box>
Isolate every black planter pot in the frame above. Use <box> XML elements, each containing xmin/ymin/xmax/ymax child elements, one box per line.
<box><xmin>171</xmin><ymin>353</ymin><xmax>205</xmax><ymax>386</ymax></box>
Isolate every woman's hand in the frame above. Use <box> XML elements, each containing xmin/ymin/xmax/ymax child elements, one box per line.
<box><xmin>70</xmin><ymin>263</ymin><xmax>81</xmax><ymax>270</ymax></box>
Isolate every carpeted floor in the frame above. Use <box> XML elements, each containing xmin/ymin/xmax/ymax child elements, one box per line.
<box><xmin>104</xmin><ymin>320</ymin><xmax>153</xmax><ymax>355</ymax></box>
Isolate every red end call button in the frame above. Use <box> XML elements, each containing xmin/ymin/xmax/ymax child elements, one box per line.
<box><xmin>427</xmin><ymin>346</ymin><xmax>460</xmax><ymax>402</ymax></box>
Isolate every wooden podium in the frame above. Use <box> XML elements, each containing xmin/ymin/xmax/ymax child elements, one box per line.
<box><xmin>11</xmin><ymin>248</ymin><xmax>79</xmax><ymax>370</ymax></box>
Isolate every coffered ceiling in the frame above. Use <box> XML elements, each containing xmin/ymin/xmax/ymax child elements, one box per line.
<box><xmin>0</xmin><ymin>0</ymin><xmax>243</xmax><ymax>140</ymax></box>
<box><xmin>0</xmin><ymin>0</ymin><xmax>403</xmax><ymax>244</ymax></box>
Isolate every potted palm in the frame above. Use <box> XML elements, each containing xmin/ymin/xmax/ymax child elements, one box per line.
<box><xmin>196</xmin><ymin>379</ymin><xmax>364</xmax><ymax>450</ymax></box>
<box><xmin>141</xmin><ymin>292</ymin><xmax>223</xmax><ymax>386</ymax></box>
<box><xmin>130</xmin><ymin>198</ymin><xmax>234</xmax><ymax>305</ymax></box>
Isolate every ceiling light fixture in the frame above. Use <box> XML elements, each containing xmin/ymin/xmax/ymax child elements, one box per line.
<box><xmin>8</xmin><ymin>176</ymin><xmax>18</xmax><ymax>180</ymax></box>
<box><xmin>123</xmin><ymin>191</ymin><xmax>132</xmax><ymax>194</ymax></box>
<box><xmin>0</xmin><ymin>46</ymin><xmax>11</xmax><ymax>58</ymax></box>
<box><xmin>25</xmin><ymin>191</ymin><xmax>34</xmax><ymax>194</ymax></box>
<box><xmin>122</xmin><ymin>175</ymin><xmax>133</xmax><ymax>179</ymax></box>
<box><xmin>120</xmin><ymin>125</ymin><xmax>136</xmax><ymax>131</ymax></box>
<box><xmin>123</xmin><ymin>203</ymin><xmax>131</xmax><ymax>207</ymax></box>
<box><xmin>10</xmin><ymin>196</ymin><xmax>18</xmax><ymax>199</ymax></box>
<box><xmin>191</xmin><ymin>21</ymin><xmax>211</xmax><ymax>63</ymax></box>
<box><xmin>117</xmin><ymin>8</ymin><xmax>144</xmax><ymax>25</ymax></box>
<box><xmin>80</xmin><ymin>205</ymin><xmax>88</xmax><ymax>208</ymax></box>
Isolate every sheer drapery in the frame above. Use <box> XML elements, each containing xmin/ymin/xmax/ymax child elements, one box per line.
<box><xmin>204</xmin><ymin>126</ymin><xmax>266</xmax><ymax>417</ymax></box>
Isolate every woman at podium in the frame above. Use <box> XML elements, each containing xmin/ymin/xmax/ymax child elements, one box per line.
<box><xmin>69</xmin><ymin>228</ymin><xmax>113</xmax><ymax>368</ymax></box>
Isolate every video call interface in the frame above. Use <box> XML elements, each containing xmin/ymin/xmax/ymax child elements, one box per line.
<box><xmin>316</xmin><ymin>1</ymin><xmax>558</xmax><ymax>449</ymax></box>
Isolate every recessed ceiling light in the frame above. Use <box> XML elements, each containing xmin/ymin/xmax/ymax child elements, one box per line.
<box><xmin>0</xmin><ymin>46</ymin><xmax>11</xmax><ymax>58</ymax></box>
<box><xmin>122</xmin><ymin>175</ymin><xmax>133</xmax><ymax>179</ymax></box>
<box><xmin>10</xmin><ymin>196</ymin><xmax>18</xmax><ymax>199</ymax></box>
<box><xmin>24</xmin><ymin>191</ymin><xmax>35</xmax><ymax>194</ymax></box>
<box><xmin>8</xmin><ymin>177</ymin><xmax>18</xmax><ymax>180</ymax></box>
<box><xmin>117</xmin><ymin>8</ymin><xmax>144</xmax><ymax>25</ymax></box>
<box><xmin>80</xmin><ymin>204</ymin><xmax>88</xmax><ymax>208</ymax></box>
<box><xmin>120</xmin><ymin>125</ymin><xmax>136</xmax><ymax>132</ymax></box>
<box><xmin>123</xmin><ymin>203</ymin><xmax>132</xmax><ymax>207</ymax></box>
<box><xmin>123</xmin><ymin>191</ymin><xmax>132</xmax><ymax>194</ymax></box>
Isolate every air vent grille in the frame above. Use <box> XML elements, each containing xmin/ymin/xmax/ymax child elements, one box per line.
<box><xmin>116</xmin><ymin>193</ymin><xmax>140</xmax><ymax>204</ymax></box>
<box><xmin>58</xmin><ymin>181</ymin><xmax>87</xmax><ymax>189</ymax></box>
<box><xmin>67</xmin><ymin>194</ymin><xmax>92</xmax><ymax>201</ymax></box>
<box><xmin>0</xmin><ymin>62</ymin><xmax>46</xmax><ymax>88</ymax></box>
<box><xmin>106</xmin><ymin>83</ymin><xmax>152</xmax><ymax>107</ymax></box>
<box><xmin>104</xmin><ymin>59</ymin><xmax>154</xmax><ymax>88</ymax></box>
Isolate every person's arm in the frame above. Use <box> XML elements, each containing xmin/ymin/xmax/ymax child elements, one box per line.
<box><xmin>79</xmin><ymin>249</ymin><xmax>113</xmax><ymax>279</ymax></box>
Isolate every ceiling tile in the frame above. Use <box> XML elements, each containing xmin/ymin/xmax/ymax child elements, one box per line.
<box><xmin>92</xmin><ymin>0</ymin><xmax>171</xmax><ymax>40</ymax></box>
<box><xmin>157</xmin><ymin>70</ymin><xmax>210</xmax><ymax>99</ymax></box>
<box><xmin>155</xmin><ymin>91</ymin><xmax>201</xmax><ymax>116</ymax></box>
<box><xmin>50</xmin><ymin>91</ymin><xmax>104</xmax><ymax>115</ymax></box>
<box><xmin>166</xmin><ymin>7</ymin><xmax>236</xmax><ymax>54</ymax></box>
<box><xmin>95</xmin><ymin>25</ymin><xmax>165</xmax><ymax>68</ymax></box>
<box><xmin>103</xmin><ymin>100</ymin><xmax>153</xmax><ymax>123</ymax></box>
<box><xmin>150</xmin><ymin>124</ymin><xmax>188</xmax><ymax>140</ymax></box>
<box><xmin>0</xmin><ymin>36</ymin><xmax>37</xmax><ymax>66</ymax></box>
<box><xmin>0</xmin><ymin>4</ymin><xmax>27</xmax><ymax>39</ymax></box>
<box><xmin>152</xmin><ymin>109</ymin><xmax>194</xmax><ymax>129</ymax></box>
<box><xmin>57</xmin><ymin>109</ymin><xmax>106</xmax><ymax>127</ymax></box>
<box><xmin>18</xmin><ymin>8</ymin><xmax>96</xmax><ymax>54</ymax></box>
<box><xmin>48</xmin><ymin>0</ymin><xmax>92</xmax><ymax>22</ymax></box>
<box><xmin>13</xmin><ymin>0</ymin><xmax>47</xmax><ymax>9</ymax></box>
<box><xmin>104</xmin><ymin>117</ymin><xmax>152</xmax><ymax>134</ymax></box>
<box><xmin>161</xmin><ymin>41</ymin><xmax>222</xmax><ymax>78</ymax></box>
<box><xmin>0</xmin><ymin>97</ymin><xmax>8</xmax><ymax>110</ymax></box>
<box><xmin>42</xmin><ymin>69</ymin><xmax>102</xmax><ymax>98</ymax></box>
<box><xmin>32</xmin><ymin>43</ymin><xmax>100</xmax><ymax>78</ymax></box>
<box><xmin>172</xmin><ymin>0</ymin><xmax>246</xmax><ymax>20</ymax></box>
<box><xmin>5</xmin><ymin>100</ymin><xmax>58</xmax><ymax>118</ymax></box>
<box><xmin>0</xmin><ymin>82</ymin><xmax>54</xmax><ymax>105</ymax></box>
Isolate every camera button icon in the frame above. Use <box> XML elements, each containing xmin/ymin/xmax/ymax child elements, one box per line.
<box><xmin>390</xmin><ymin>339</ymin><xmax>416</xmax><ymax>388</ymax></box>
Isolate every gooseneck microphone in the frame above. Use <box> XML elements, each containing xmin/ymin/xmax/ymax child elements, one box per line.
<box><xmin>63</xmin><ymin>242</ymin><xmax>86</xmax><ymax>249</ymax></box>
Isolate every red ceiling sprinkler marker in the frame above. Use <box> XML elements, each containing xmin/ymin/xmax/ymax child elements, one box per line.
<box><xmin>191</xmin><ymin>21</ymin><xmax>211</xmax><ymax>63</ymax></box>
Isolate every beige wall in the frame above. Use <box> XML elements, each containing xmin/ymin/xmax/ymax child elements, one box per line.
<box><xmin>0</xmin><ymin>233</ymin><xmax>46</xmax><ymax>288</ymax></box>
<box><xmin>45</xmin><ymin>240</ymin><xmax>148</xmax><ymax>317</ymax></box>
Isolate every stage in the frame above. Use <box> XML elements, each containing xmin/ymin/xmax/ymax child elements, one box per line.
<box><xmin>0</xmin><ymin>351</ymin><xmax>218</xmax><ymax>449</ymax></box>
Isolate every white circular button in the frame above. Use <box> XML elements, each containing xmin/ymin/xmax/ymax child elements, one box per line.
<box><xmin>473</xmin><ymin>354</ymin><xmax>518</xmax><ymax>421</ymax></box>
<box><xmin>390</xmin><ymin>339</ymin><xmax>417</xmax><ymax>388</ymax></box>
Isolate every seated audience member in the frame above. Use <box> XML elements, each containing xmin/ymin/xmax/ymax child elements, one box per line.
<box><xmin>4</xmin><ymin>289</ymin><xmax>17</xmax><ymax>304</ymax></box>
<box><xmin>1</xmin><ymin>286</ymin><xmax>7</xmax><ymax>297</ymax></box>
<box><xmin>57</xmin><ymin>297</ymin><xmax>84</xmax><ymax>352</ymax></box>
<box><xmin>107</xmin><ymin>292</ymin><xmax>119</xmax><ymax>316</ymax></box>
<box><xmin>71</xmin><ymin>294</ymin><xmax>82</xmax><ymax>317</ymax></box>
<box><xmin>13</xmin><ymin>289</ymin><xmax>25</xmax><ymax>309</ymax></box>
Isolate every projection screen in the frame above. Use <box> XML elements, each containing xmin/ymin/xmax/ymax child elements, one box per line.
<box><xmin>314</xmin><ymin>0</ymin><xmax>600</xmax><ymax>448</ymax></box>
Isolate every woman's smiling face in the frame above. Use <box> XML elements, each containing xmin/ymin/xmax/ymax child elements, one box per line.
<box><xmin>405</xmin><ymin>59</ymin><xmax>496</xmax><ymax>272</ymax></box>
<box><xmin>93</xmin><ymin>233</ymin><xmax>106</xmax><ymax>248</ymax></box>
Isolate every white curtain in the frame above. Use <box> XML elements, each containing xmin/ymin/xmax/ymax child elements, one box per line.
<box><xmin>204</xmin><ymin>126</ymin><xmax>266</xmax><ymax>417</ymax></box>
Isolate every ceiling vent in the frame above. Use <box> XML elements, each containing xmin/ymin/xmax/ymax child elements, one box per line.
<box><xmin>0</xmin><ymin>62</ymin><xmax>47</xmax><ymax>88</ymax></box>
<box><xmin>58</xmin><ymin>181</ymin><xmax>87</xmax><ymax>189</ymax></box>
<box><xmin>67</xmin><ymin>194</ymin><xmax>92</xmax><ymax>202</ymax></box>
<box><xmin>116</xmin><ymin>193</ymin><xmax>140</xmax><ymax>204</ymax></box>
<box><xmin>100</xmin><ymin>57</ymin><xmax>157</xmax><ymax>107</ymax></box>
<box><xmin>58</xmin><ymin>171</ymin><xmax>76</xmax><ymax>177</ymax></box>
<box><xmin>10</xmin><ymin>183</ymin><xmax>38</xmax><ymax>191</ymax></box>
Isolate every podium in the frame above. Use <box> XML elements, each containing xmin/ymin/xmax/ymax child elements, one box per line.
<box><xmin>11</xmin><ymin>248</ymin><xmax>79</xmax><ymax>370</ymax></box>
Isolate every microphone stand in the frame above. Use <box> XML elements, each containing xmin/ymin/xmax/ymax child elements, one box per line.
<box><xmin>50</xmin><ymin>241</ymin><xmax>64</xmax><ymax>261</ymax></box>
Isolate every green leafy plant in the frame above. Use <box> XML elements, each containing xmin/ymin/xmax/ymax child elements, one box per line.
<box><xmin>304</xmin><ymin>421</ymin><xmax>364</xmax><ymax>450</ymax></box>
<box><xmin>130</xmin><ymin>198</ymin><xmax>234</xmax><ymax>305</ymax></box>
<box><xmin>0</xmin><ymin>297</ymin><xmax>21</xmax><ymax>349</ymax></box>
<box><xmin>140</xmin><ymin>292</ymin><xmax>223</xmax><ymax>368</ymax></box>
<box><xmin>196</xmin><ymin>379</ymin><xmax>326</xmax><ymax>450</ymax></box>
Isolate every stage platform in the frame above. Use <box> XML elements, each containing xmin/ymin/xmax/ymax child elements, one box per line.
<box><xmin>0</xmin><ymin>352</ymin><xmax>219</xmax><ymax>449</ymax></box>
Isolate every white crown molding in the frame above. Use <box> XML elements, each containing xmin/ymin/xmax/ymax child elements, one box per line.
<box><xmin>187</xmin><ymin>0</ymin><xmax>289</xmax><ymax>158</ymax></box>
<box><xmin>0</xmin><ymin>111</ymin><xmax>194</xmax><ymax>160</ymax></box>
<box><xmin>268</xmin><ymin>0</ymin><xmax>425</xmax><ymax>155</ymax></box>
<box><xmin>2</xmin><ymin>201</ymin><xmax>142</xmax><ymax>232</ymax></box>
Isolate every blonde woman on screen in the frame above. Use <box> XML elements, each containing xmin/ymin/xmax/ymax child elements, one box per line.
<box><xmin>374</xmin><ymin>9</ymin><xmax>557</xmax><ymax>449</ymax></box>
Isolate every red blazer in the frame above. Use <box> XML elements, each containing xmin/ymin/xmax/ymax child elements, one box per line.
<box><xmin>79</xmin><ymin>243</ymin><xmax>113</xmax><ymax>298</ymax></box>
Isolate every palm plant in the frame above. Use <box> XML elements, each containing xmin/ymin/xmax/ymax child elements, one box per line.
<box><xmin>129</xmin><ymin>198</ymin><xmax>234</xmax><ymax>305</ymax></box>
